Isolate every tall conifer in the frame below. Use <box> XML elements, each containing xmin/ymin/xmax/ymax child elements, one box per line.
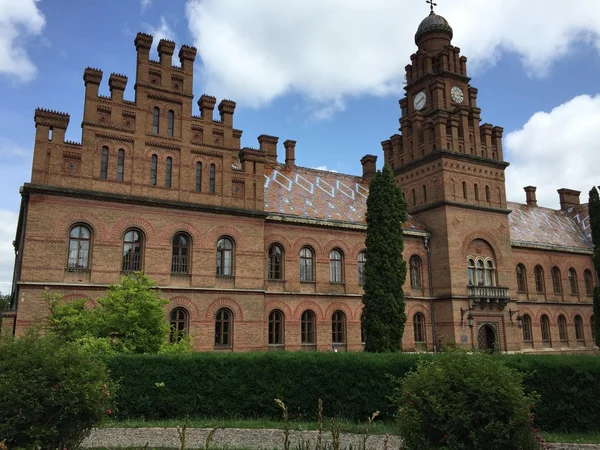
<box><xmin>361</xmin><ymin>164</ymin><xmax>407</xmax><ymax>352</ymax></box>
<box><xmin>588</xmin><ymin>186</ymin><xmax>600</xmax><ymax>346</ymax></box>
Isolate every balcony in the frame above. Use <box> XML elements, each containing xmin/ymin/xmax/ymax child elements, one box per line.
<box><xmin>468</xmin><ymin>285</ymin><xmax>510</xmax><ymax>309</ymax></box>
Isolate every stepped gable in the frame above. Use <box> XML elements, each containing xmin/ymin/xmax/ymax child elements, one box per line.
<box><xmin>263</xmin><ymin>163</ymin><xmax>426</xmax><ymax>231</ymax></box>
<box><xmin>508</xmin><ymin>201</ymin><xmax>592</xmax><ymax>251</ymax></box>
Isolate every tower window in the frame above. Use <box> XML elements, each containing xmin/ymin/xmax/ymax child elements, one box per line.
<box><xmin>165</xmin><ymin>156</ymin><xmax>172</xmax><ymax>188</ymax></box>
<box><xmin>209</xmin><ymin>164</ymin><xmax>216</xmax><ymax>193</ymax></box>
<box><xmin>196</xmin><ymin>162</ymin><xmax>202</xmax><ymax>192</ymax></box>
<box><xmin>100</xmin><ymin>146</ymin><xmax>109</xmax><ymax>179</ymax></box>
<box><xmin>153</xmin><ymin>107</ymin><xmax>160</xmax><ymax>134</ymax></box>
<box><xmin>168</xmin><ymin>110</ymin><xmax>174</xmax><ymax>137</ymax></box>
<box><xmin>117</xmin><ymin>149</ymin><xmax>125</xmax><ymax>182</ymax></box>
<box><xmin>150</xmin><ymin>154</ymin><xmax>157</xmax><ymax>186</ymax></box>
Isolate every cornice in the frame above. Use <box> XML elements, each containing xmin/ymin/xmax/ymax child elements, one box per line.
<box><xmin>410</xmin><ymin>200</ymin><xmax>511</xmax><ymax>215</ymax></box>
<box><xmin>145</xmin><ymin>140</ymin><xmax>181</xmax><ymax>151</ymax></box>
<box><xmin>134</xmin><ymin>82</ymin><xmax>194</xmax><ymax>99</ymax></box>
<box><xmin>94</xmin><ymin>132</ymin><xmax>135</xmax><ymax>143</ymax></box>
<box><xmin>190</xmin><ymin>148</ymin><xmax>225</xmax><ymax>158</ymax></box>
<box><xmin>511</xmin><ymin>240</ymin><xmax>593</xmax><ymax>255</ymax></box>
<box><xmin>147</xmin><ymin>93</ymin><xmax>183</xmax><ymax>105</ymax></box>
<box><xmin>83</xmin><ymin>121</ymin><xmax>135</xmax><ymax>134</ymax></box>
<box><xmin>394</xmin><ymin>149</ymin><xmax>509</xmax><ymax>175</ymax></box>
<box><xmin>405</xmin><ymin>70</ymin><xmax>471</xmax><ymax>91</ymax></box>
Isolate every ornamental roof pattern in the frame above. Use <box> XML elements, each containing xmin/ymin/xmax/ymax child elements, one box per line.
<box><xmin>263</xmin><ymin>164</ymin><xmax>427</xmax><ymax>232</ymax></box>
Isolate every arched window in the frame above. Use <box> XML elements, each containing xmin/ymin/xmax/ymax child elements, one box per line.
<box><xmin>169</xmin><ymin>307</ymin><xmax>188</xmax><ymax>343</ymax></box>
<box><xmin>165</xmin><ymin>156</ymin><xmax>172</xmax><ymax>188</ymax></box>
<box><xmin>268</xmin><ymin>244</ymin><xmax>283</xmax><ymax>280</ymax></box>
<box><xmin>150</xmin><ymin>154</ymin><xmax>158</xmax><ymax>186</ymax></box>
<box><xmin>569</xmin><ymin>268</ymin><xmax>578</xmax><ymax>295</ymax></box>
<box><xmin>476</xmin><ymin>259</ymin><xmax>485</xmax><ymax>286</ymax></box>
<box><xmin>68</xmin><ymin>225</ymin><xmax>91</xmax><ymax>269</ymax></box>
<box><xmin>216</xmin><ymin>237</ymin><xmax>234</xmax><ymax>276</ymax></box>
<box><xmin>462</xmin><ymin>181</ymin><xmax>468</xmax><ymax>200</ymax></box>
<box><xmin>410</xmin><ymin>255</ymin><xmax>422</xmax><ymax>289</ymax></box>
<box><xmin>516</xmin><ymin>264</ymin><xmax>527</xmax><ymax>293</ymax></box>
<box><xmin>167</xmin><ymin>110</ymin><xmax>174</xmax><ymax>137</ymax></box>
<box><xmin>551</xmin><ymin>267</ymin><xmax>562</xmax><ymax>294</ymax></box>
<box><xmin>467</xmin><ymin>258</ymin><xmax>475</xmax><ymax>285</ymax></box>
<box><xmin>329</xmin><ymin>249</ymin><xmax>343</xmax><ymax>283</ymax></box>
<box><xmin>300</xmin><ymin>247</ymin><xmax>314</xmax><ymax>282</ymax></box>
<box><xmin>153</xmin><ymin>107</ymin><xmax>160</xmax><ymax>134</ymax></box>
<box><xmin>534</xmin><ymin>265</ymin><xmax>545</xmax><ymax>293</ymax></box>
<box><xmin>558</xmin><ymin>315</ymin><xmax>568</xmax><ymax>342</ymax></box>
<box><xmin>122</xmin><ymin>229</ymin><xmax>143</xmax><ymax>272</ymax></box>
<box><xmin>522</xmin><ymin>314</ymin><xmax>532</xmax><ymax>342</ymax></box>
<box><xmin>411</xmin><ymin>189</ymin><xmax>416</xmax><ymax>206</ymax></box>
<box><xmin>422</xmin><ymin>185</ymin><xmax>427</xmax><ymax>203</ymax></box>
<box><xmin>474</xmin><ymin>183</ymin><xmax>479</xmax><ymax>201</ymax></box>
<box><xmin>485</xmin><ymin>185</ymin><xmax>490</xmax><ymax>203</ymax></box>
<box><xmin>100</xmin><ymin>146</ymin><xmax>109</xmax><ymax>179</ymax></box>
<box><xmin>301</xmin><ymin>310</ymin><xmax>316</xmax><ymax>345</ymax></box>
<box><xmin>575</xmin><ymin>315</ymin><xmax>584</xmax><ymax>342</ymax></box>
<box><xmin>485</xmin><ymin>259</ymin><xmax>496</xmax><ymax>286</ymax></box>
<box><xmin>215</xmin><ymin>308</ymin><xmax>232</xmax><ymax>348</ymax></box>
<box><xmin>209</xmin><ymin>164</ymin><xmax>216</xmax><ymax>193</ymax></box>
<box><xmin>413</xmin><ymin>312</ymin><xmax>426</xmax><ymax>344</ymax></box>
<box><xmin>332</xmin><ymin>310</ymin><xmax>346</xmax><ymax>344</ymax></box>
<box><xmin>196</xmin><ymin>162</ymin><xmax>202</xmax><ymax>192</ymax></box>
<box><xmin>584</xmin><ymin>270</ymin><xmax>594</xmax><ymax>296</ymax></box>
<box><xmin>357</xmin><ymin>251</ymin><xmax>366</xmax><ymax>285</ymax></box>
<box><xmin>117</xmin><ymin>149</ymin><xmax>125</xmax><ymax>182</ymax></box>
<box><xmin>268</xmin><ymin>310</ymin><xmax>284</xmax><ymax>346</ymax></box>
<box><xmin>171</xmin><ymin>233</ymin><xmax>190</xmax><ymax>273</ymax></box>
<box><xmin>540</xmin><ymin>314</ymin><xmax>551</xmax><ymax>344</ymax></box>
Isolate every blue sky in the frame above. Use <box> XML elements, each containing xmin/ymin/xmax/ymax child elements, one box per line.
<box><xmin>1</xmin><ymin>0</ymin><xmax>600</xmax><ymax>293</ymax></box>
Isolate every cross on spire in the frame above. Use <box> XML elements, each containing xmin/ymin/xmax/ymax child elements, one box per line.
<box><xmin>426</xmin><ymin>0</ymin><xmax>437</xmax><ymax>12</ymax></box>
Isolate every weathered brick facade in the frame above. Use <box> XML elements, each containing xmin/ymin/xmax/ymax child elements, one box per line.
<box><xmin>6</xmin><ymin>13</ymin><xmax>595</xmax><ymax>353</ymax></box>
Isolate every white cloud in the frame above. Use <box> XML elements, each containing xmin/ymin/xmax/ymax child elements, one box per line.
<box><xmin>0</xmin><ymin>209</ymin><xmax>18</xmax><ymax>296</ymax></box>
<box><xmin>504</xmin><ymin>94</ymin><xmax>600</xmax><ymax>209</ymax></box>
<box><xmin>144</xmin><ymin>16</ymin><xmax>176</xmax><ymax>60</ymax></box>
<box><xmin>141</xmin><ymin>0</ymin><xmax>151</xmax><ymax>12</ymax></box>
<box><xmin>185</xmin><ymin>0</ymin><xmax>600</xmax><ymax>111</ymax></box>
<box><xmin>0</xmin><ymin>0</ymin><xmax>45</xmax><ymax>82</ymax></box>
<box><xmin>312</xmin><ymin>166</ymin><xmax>338</xmax><ymax>173</ymax></box>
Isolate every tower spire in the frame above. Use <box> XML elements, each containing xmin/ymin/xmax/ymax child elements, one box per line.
<box><xmin>426</xmin><ymin>0</ymin><xmax>437</xmax><ymax>13</ymax></box>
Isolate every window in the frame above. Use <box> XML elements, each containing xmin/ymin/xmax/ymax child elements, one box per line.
<box><xmin>485</xmin><ymin>185</ymin><xmax>490</xmax><ymax>203</ymax></box>
<box><xmin>122</xmin><ymin>229</ymin><xmax>143</xmax><ymax>272</ymax></box>
<box><xmin>153</xmin><ymin>107</ymin><xmax>160</xmax><ymax>134</ymax></box>
<box><xmin>467</xmin><ymin>257</ymin><xmax>497</xmax><ymax>287</ymax></box>
<box><xmin>522</xmin><ymin>314</ymin><xmax>532</xmax><ymax>342</ymax></box>
<box><xmin>209</xmin><ymin>164</ymin><xmax>216</xmax><ymax>193</ymax></box>
<box><xmin>357</xmin><ymin>251</ymin><xmax>366</xmax><ymax>285</ymax></box>
<box><xmin>215</xmin><ymin>308</ymin><xmax>232</xmax><ymax>347</ymax></box>
<box><xmin>485</xmin><ymin>259</ymin><xmax>496</xmax><ymax>286</ymax></box>
<box><xmin>329</xmin><ymin>249</ymin><xmax>343</xmax><ymax>283</ymax></box>
<box><xmin>165</xmin><ymin>156</ymin><xmax>172</xmax><ymax>188</ymax></box>
<box><xmin>540</xmin><ymin>314</ymin><xmax>551</xmax><ymax>344</ymax></box>
<box><xmin>68</xmin><ymin>225</ymin><xmax>91</xmax><ymax>269</ymax></box>
<box><xmin>171</xmin><ymin>233</ymin><xmax>190</xmax><ymax>273</ymax></box>
<box><xmin>268</xmin><ymin>310</ymin><xmax>284</xmax><ymax>345</ymax></box>
<box><xmin>422</xmin><ymin>185</ymin><xmax>427</xmax><ymax>203</ymax></box>
<box><xmin>167</xmin><ymin>110</ymin><xmax>174</xmax><ymax>137</ymax></box>
<box><xmin>414</xmin><ymin>312</ymin><xmax>426</xmax><ymax>344</ymax></box>
<box><xmin>301</xmin><ymin>310</ymin><xmax>316</xmax><ymax>345</ymax></box>
<box><xmin>584</xmin><ymin>270</ymin><xmax>594</xmax><ymax>296</ymax></box>
<box><xmin>169</xmin><ymin>307</ymin><xmax>188</xmax><ymax>343</ymax></box>
<box><xmin>474</xmin><ymin>183</ymin><xmax>479</xmax><ymax>201</ymax></box>
<box><xmin>100</xmin><ymin>146</ymin><xmax>109</xmax><ymax>179</ymax></box>
<box><xmin>476</xmin><ymin>259</ymin><xmax>485</xmax><ymax>286</ymax></box>
<box><xmin>410</xmin><ymin>255</ymin><xmax>422</xmax><ymax>289</ymax></box>
<box><xmin>558</xmin><ymin>315</ymin><xmax>568</xmax><ymax>342</ymax></box>
<box><xmin>534</xmin><ymin>265</ymin><xmax>545</xmax><ymax>293</ymax></box>
<box><xmin>516</xmin><ymin>264</ymin><xmax>527</xmax><ymax>293</ymax></box>
<box><xmin>196</xmin><ymin>162</ymin><xmax>202</xmax><ymax>192</ymax></box>
<box><xmin>575</xmin><ymin>315</ymin><xmax>584</xmax><ymax>342</ymax></box>
<box><xmin>568</xmin><ymin>268</ymin><xmax>578</xmax><ymax>295</ymax></box>
<box><xmin>117</xmin><ymin>149</ymin><xmax>124</xmax><ymax>182</ymax></box>
<box><xmin>150</xmin><ymin>154</ymin><xmax>158</xmax><ymax>186</ymax></box>
<box><xmin>216</xmin><ymin>237</ymin><xmax>233</xmax><ymax>276</ymax></box>
<box><xmin>551</xmin><ymin>267</ymin><xmax>562</xmax><ymax>294</ymax></box>
<box><xmin>268</xmin><ymin>244</ymin><xmax>283</xmax><ymax>280</ymax></box>
<box><xmin>300</xmin><ymin>247</ymin><xmax>314</xmax><ymax>282</ymax></box>
<box><xmin>467</xmin><ymin>258</ymin><xmax>475</xmax><ymax>285</ymax></box>
<box><xmin>411</xmin><ymin>189</ymin><xmax>416</xmax><ymax>206</ymax></box>
<box><xmin>332</xmin><ymin>311</ymin><xmax>346</xmax><ymax>344</ymax></box>
<box><xmin>463</xmin><ymin>181</ymin><xmax>468</xmax><ymax>200</ymax></box>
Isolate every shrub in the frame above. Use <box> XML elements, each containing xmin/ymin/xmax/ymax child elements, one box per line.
<box><xmin>393</xmin><ymin>351</ymin><xmax>545</xmax><ymax>450</ymax></box>
<box><xmin>0</xmin><ymin>333</ymin><xmax>117</xmax><ymax>449</ymax></box>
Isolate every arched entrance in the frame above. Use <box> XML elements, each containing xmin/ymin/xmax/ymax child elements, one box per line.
<box><xmin>477</xmin><ymin>323</ymin><xmax>497</xmax><ymax>352</ymax></box>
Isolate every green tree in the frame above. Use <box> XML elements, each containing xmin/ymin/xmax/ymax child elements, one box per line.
<box><xmin>0</xmin><ymin>292</ymin><xmax>10</xmax><ymax>312</ymax></box>
<box><xmin>361</xmin><ymin>163</ymin><xmax>408</xmax><ymax>352</ymax></box>
<box><xmin>589</xmin><ymin>186</ymin><xmax>600</xmax><ymax>346</ymax></box>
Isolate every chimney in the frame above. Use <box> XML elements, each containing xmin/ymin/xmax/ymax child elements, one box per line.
<box><xmin>284</xmin><ymin>139</ymin><xmax>296</xmax><ymax>167</ymax></box>
<box><xmin>361</xmin><ymin>154</ymin><xmax>377</xmax><ymax>180</ymax></box>
<box><xmin>557</xmin><ymin>188</ymin><xmax>581</xmax><ymax>211</ymax></box>
<box><xmin>157</xmin><ymin>39</ymin><xmax>176</xmax><ymax>67</ymax></box>
<box><xmin>258</xmin><ymin>134</ymin><xmax>279</xmax><ymax>163</ymax></box>
<box><xmin>523</xmin><ymin>186</ymin><xmax>537</xmax><ymax>207</ymax></box>
<box><xmin>198</xmin><ymin>94</ymin><xmax>216</xmax><ymax>121</ymax></box>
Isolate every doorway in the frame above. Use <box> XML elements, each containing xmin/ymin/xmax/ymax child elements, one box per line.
<box><xmin>477</xmin><ymin>323</ymin><xmax>497</xmax><ymax>352</ymax></box>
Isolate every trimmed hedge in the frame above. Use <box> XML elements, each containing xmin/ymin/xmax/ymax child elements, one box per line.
<box><xmin>108</xmin><ymin>352</ymin><xmax>600</xmax><ymax>432</ymax></box>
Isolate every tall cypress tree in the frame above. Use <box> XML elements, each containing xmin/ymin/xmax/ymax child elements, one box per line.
<box><xmin>588</xmin><ymin>186</ymin><xmax>600</xmax><ymax>346</ymax></box>
<box><xmin>361</xmin><ymin>164</ymin><xmax>408</xmax><ymax>352</ymax></box>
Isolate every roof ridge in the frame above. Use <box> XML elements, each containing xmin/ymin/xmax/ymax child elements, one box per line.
<box><xmin>268</xmin><ymin>162</ymin><xmax>364</xmax><ymax>182</ymax></box>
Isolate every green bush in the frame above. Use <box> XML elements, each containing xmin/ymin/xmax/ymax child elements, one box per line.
<box><xmin>0</xmin><ymin>333</ymin><xmax>117</xmax><ymax>449</ymax></box>
<box><xmin>393</xmin><ymin>351</ymin><xmax>544</xmax><ymax>450</ymax></box>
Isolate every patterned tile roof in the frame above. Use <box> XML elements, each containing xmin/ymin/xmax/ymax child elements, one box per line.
<box><xmin>264</xmin><ymin>164</ymin><xmax>427</xmax><ymax>232</ymax></box>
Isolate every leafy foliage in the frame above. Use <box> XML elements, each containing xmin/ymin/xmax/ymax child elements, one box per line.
<box><xmin>361</xmin><ymin>164</ymin><xmax>408</xmax><ymax>352</ymax></box>
<box><xmin>588</xmin><ymin>186</ymin><xmax>600</xmax><ymax>346</ymax></box>
<box><xmin>0</xmin><ymin>292</ymin><xmax>10</xmax><ymax>312</ymax></box>
<box><xmin>0</xmin><ymin>333</ymin><xmax>116</xmax><ymax>449</ymax></box>
<box><xmin>393</xmin><ymin>351</ymin><xmax>546</xmax><ymax>450</ymax></box>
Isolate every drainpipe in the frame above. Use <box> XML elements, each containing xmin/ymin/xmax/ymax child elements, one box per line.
<box><xmin>424</xmin><ymin>235</ymin><xmax>436</xmax><ymax>353</ymax></box>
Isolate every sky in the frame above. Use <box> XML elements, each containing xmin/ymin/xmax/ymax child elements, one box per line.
<box><xmin>0</xmin><ymin>0</ymin><xmax>599</xmax><ymax>294</ymax></box>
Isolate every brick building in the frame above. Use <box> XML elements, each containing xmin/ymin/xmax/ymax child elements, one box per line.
<box><xmin>5</xmin><ymin>11</ymin><xmax>596</xmax><ymax>353</ymax></box>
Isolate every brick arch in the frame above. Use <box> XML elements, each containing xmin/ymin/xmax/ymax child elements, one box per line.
<box><xmin>109</xmin><ymin>217</ymin><xmax>158</xmax><ymax>243</ymax></box>
<box><xmin>518</xmin><ymin>307</ymin><xmax>536</xmax><ymax>321</ymax></box>
<box><xmin>354</xmin><ymin>303</ymin><xmax>364</xmax><ymax>320</ymax></box>
<box><xmin>264</xmin><ymin>235</ymin><xmax>293</xmax><ymax>255</ymax></box>
<box><xmin>55</xmin><ymin>212</ymin><xmax>107</xmax><ymax>240</ymax></box>
<box><xmin>461</xmin><ymin>231</ymin><xmax>505</xmax><ymax>267</ymax></box>
<box><xmin>167</xmin><ymin>296</ymin><xmax>201</xmax><ymax>322</ymax></box>
<box><xmin>325</xmin><ymin>302</ymin><xmax>355</xmax><ymax>322</ymax></box>
<box><xmin>554</xmin><ymin>308</ymin><xmax>570</xmax><ymax>321</ymax></box>
<box><xmin>264</xmin><ymin>301</ymin><xmax>293</xmax><ymax>320</ymax></box>
<box><xmin>62</xmin><ymin>294</ymin><xmax>97</xmax><ymax>309</ymax></box>
<box><xmin>206</xmin><ymin>226</ymin><xmax>246</xmax><ymax>253</ymax></box>
<box><xmin>159</xmin><ymin>222</ymin><xmax>201</xmax><ymax>247</ymax></box>
<box><xmin>144</xmin><ymin>148</ymin><xmax>179</xmax><ymax>164</ymax></box>
<box><xmin>205</xmin><ymin>297</ymin><xmax>244</xmax><ymax>321</ymax></box>
<box><xmin>535</xmin><ymin>308</ymin><xmax>554</xmax><ymax>323</ymax></box>
<box><xmin>407</xmin><ymin>304</ymin><xmax>431</xmax><ymax>323</ymax></box>
<box><xmin>190</xmin><ymin>156</ymin><xmax>207</xmax><ymax>168</ymax></box>
<box><xmin>351</xmin><ymin>242</ymin><xmax>367</xmax><ymax>260</ymax></box>
<box><xmin>323</xmin><ymin>239</ymin><xmax>352</xmax><ymax>259</ymax></box>
<box><xmin>293</xmin><ymin>301</ymin><xmax>324</xmax><ymax>321</ymax></box>
<box><xmin>292</xmin><ymin>237</ymin><xmax>323</xmax><ymax>258</ymax></box>
<box><xmin>570</xmin><ymin>309</ymin><xmax>587</xmax><ymax>321</ymax></box>
<box><xmin>95</xmin><ymin>139</ymin><xmax>116</xmax><ymax>156</ymax></box>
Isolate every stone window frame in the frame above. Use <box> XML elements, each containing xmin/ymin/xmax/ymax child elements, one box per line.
<box><xmin>268</xmin><ymin>309</ymin><xmax>285</xmax><ymax>346</ymax></box>
<box><xmin>216</xmin><ymin>236</ymin><xmax>235</xmax><ymax>277</ymax></box>
<box><xmin>169</xmin><ymin>307</ymin><xmax>189</xmax><ymax>343</ymax></box>
<box><xmin>522</xmin><ymin>314</ymin><xmax>533</xmax><ymax>342</ymax></box>
<box><xmin>122</xmin><ymin>228</ymin><xmax>144</xmax><ymax>272</ymax></box>
<box><xmin>214</xmin><ymin>307</ymin><xmax>233</xmax><ymax>349</ymax></box>
<box><xmin>357</xmin><ymin>251</ymin><xmax>366</xmax><ymax>285</ymax></box>
<box><xmin>267</xmin><ymin>243</ymin><xmax>284</xmax><ymax>281</ymax></box>
<box><xmin>516</xmin><ymin>264</ymin><xmax>527</xmax><ymax>293</ymax></box>
<box><xmin>331</xmin><ymin>310</ymin><xmax>346</xmax><ymax>345</ymax></box>
<box><xmin>171</xmin><ymin>232</ymin><xmax>191</xmax><ymax>274</ymax></box>
<box><xmin>68</xmin><ymin>224</ymin><xmax>92</xmax><ymax>270</ymax></box>
<box><xmin>534</xmin><ymin>265</ymin><xmax>545</xmax><ymax>294</ymax></box>
<box><xmin>301</xmin><ymin>310</ymin><xmax>316</xmax><ymax>345</ymax></box>
<box><xmin>410</xmin><ymin>255</ymin><xmax>422</xmax><ymax>289</ymax></box>
<box><xmin>329</xmin><ymin>248</ymin><xmax>344</xmax><ymax>283</ymax></box>
<box><xmin>300</xmin><ymin>246</ymin><xmax>315</xmax><ymax>282</ymax></box>
<box><xmin>413</xmin><ymin>312</ymin><xmax>426</xmax><ymax>344</ymax></box>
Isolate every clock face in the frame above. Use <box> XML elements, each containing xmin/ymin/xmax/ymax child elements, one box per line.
<box><xmin>413</xmin><ymin>91</ymin><xmax>426</xmax><ymax>111</ymax></box>
<box><xmin>451</xmin><ymin>86</ymin><xmax>464</xmax><ymax>103</ymax></box>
